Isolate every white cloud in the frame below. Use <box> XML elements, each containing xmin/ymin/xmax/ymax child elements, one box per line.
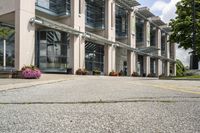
<box><xmin>151</xmin><ymin>1</ymin><xmax>168</xmax><ymax>13</ymax></box>
<box><xmin>160</xmin><ymin>0</ymin><xmax>180</xmax><ymax>23</ymax></box>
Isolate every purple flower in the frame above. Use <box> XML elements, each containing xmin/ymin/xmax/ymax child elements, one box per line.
<box><xmin>22</xmin><ymin>68</ymin><xmax>42</xmax><ymax>79</ymax></box>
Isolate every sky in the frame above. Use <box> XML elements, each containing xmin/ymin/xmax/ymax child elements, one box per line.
<box><xmin>138</xmin><ymin>0</ymin><xmax>192</xmax><ymax>67</ymax></box>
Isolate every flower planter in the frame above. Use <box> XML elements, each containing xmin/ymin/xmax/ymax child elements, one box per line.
<box><xmin>12</xmin><ymin>71</ymin><xmax>22</xmax><ymax>79</ymax></box>
<box><xmin>93</xmin><ymin>71</ymin><xmax>101</xmax><ymax>75</ymax></box>
<box><xmin>109</xmin><ymin>72</ymin><xmax>118</xmax><ymax>76</ymax></box>
<box><xmin>0</xmin><ymin>72</ymin><xmax>13</xmax><ymax>78</ymax></box>
<box><xmin>21</xmin><ymin>66</ymin><xmax>41</xmax><ymax>79</ymax></box>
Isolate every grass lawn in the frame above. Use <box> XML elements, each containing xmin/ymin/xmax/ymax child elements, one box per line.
<box><xmin>174</xmin><ymin>75</ymin><xmax>200</xmax><ymax>79</ymax></box>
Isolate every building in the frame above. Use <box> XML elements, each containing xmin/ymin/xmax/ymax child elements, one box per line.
<box><xmin>0</xmin><ymin>0</ymin><xmax>176</xmax><ymax>76</ymax></box>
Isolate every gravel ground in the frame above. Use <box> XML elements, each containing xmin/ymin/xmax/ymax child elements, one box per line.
<box><xmin>0</xmin><ymin>76</ymin><xmax>200</xmax><ymax>133</ymax></box>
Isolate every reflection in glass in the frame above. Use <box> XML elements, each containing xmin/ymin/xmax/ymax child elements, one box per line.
<box><xmin>85</xmin><ymin>41</ymin><xmax>104</xmax><ymax>72</ymax></box>
<box><xmin>37</xmin><ymin>30</ymin><xmax>69</xmax><ymax>73</ymax></box>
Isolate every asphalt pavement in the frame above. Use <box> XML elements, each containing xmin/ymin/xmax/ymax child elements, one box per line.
<box><xmin>0</xmin><ymin>76</ymin><xmax>200</xmax><ymax>133</ymax></box>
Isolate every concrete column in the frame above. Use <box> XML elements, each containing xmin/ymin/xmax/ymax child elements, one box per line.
<box><xmin>166</xmin><ymin>34</ymin><xmax>170</xmax><ymax>76</ymax></box>
<box><xmin>156</xmin><ymin>28</ymin><xmax>162</xmax><ymax>76</ymax></box>
<box><xmin>143</xmin><ymin>20</ymin><xmax>150</xmax><ymax>76</ymax></box>
<box><xmin>104</xmin><ymin>45</ymin><xmax>112</xmax><ymax>75</ymax></box>
<box><xmin>127</xmin><ymin>10</ymin><xmax>136</xmax><ymax>76</ymax></box>
<box><xmin>173</xmin><ymin>62</ymin><xmax>176</xmax><ymax>76</ymax></box>
<box><xmin>166</xmin><ymin>61</ymin><xmax>170</xmax><ymax>76</ymax></box>
<box><xmin>15</xmin><ymin>0</ymin><xmax>35</xmax><ymax>70</ymax></box>
<box><xmin>69</xmin><ymin>0</ymin><xmax>85</xmax><ymax>74</ymax></box>
<box><xmin>144</xmin><ymin>21</ymin><xmax>150</xmax><ymax>47</ymax></box>
<box><xmin>104</xmin><ymin>0</ymin><xmax>116</xmax><ymax>75</ymax></box>
<box><xmin>144</xmin><ymin>56</ymin><xmax>150</xmax><ymax>76</ymax></box>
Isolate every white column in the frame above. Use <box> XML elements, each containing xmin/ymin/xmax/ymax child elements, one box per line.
<box><xmin>144</xmin><ymin>20</ymin><xmax>150</xmax><ymax>76</ymax></box>
<box><xmin>69</xmin><ymin>0</ymin><xmax>85</xmax><ymax>74</ymax></box>
<box><xmin>3</xmin><ymin>40</ymin><xmax>6</xmax><ymax>68</ymax></box>
<box><xmin>104</xmin><ymin>0</ymin><xmax>116</xmax><ymax>75</ymax></box>
<box><xmin>127</xmin><ymin>10</ymin><xmax>136</xmax><ymax>76</ymax></box>
<box><xmin>15</xmin><ymin>0</ymin><xmax>35</xmax><ymax>70</ymax></box>
<box><xmin>156</xmin><ymin>28</ymin><xmax>162</xmax><ymax>76</ymax></box>
<box><xmin>166</xmin><ymin>34</ymin><xmax>170</xmax><ymax>76</ymax></box>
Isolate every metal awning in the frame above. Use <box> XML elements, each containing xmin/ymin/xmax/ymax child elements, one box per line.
<box><xmin>115</xmin><ymin>0</ymin><xmax>140</xmax><ymax>10</ymax></box>
<box><xmin>85</xmin><ymin>32</ymin><xmax>114</xmax><ymax>45</ymax></box>
<box><xmin>29</xmin><ymin>16</ymin><xmax>83</xmax><ymax>35</ymax></box>
<box><xmin>162</xmin><ymin>26</ymin><xmax>172</xmax><ymax>33</ymax></box>
<box><xmin>148</xmin><ymin>16</ymin><xmax>166</xmax><ymax>27</ymax></box>
<box><xmin>136</xmin><ymin>7</ymin><xmax>155</xmax><ymax>18</ymax></box>
<box><xmin>137</xmin><ymin>46</ymin><xmax>160</xmax><ymax>53</ymax></box>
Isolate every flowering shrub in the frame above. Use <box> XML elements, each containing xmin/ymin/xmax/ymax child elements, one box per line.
<box><xmin>132</xmin><ymin>72</ymin><xmax>139</xmax><ymax>77</ymax></box>
<box><xmin>76</xmin><ymin>68</ymin><xmax>88</xmax><ymax>75</ymax></box>
<box><xmin>109</xmin><ymin>71</ymin><xmax>118</xmax><ymax>76</ymax></box>
<box><xmin>21</xmin><ymin>65</ymin><xmax>41</xmax><ymax>79</ymax></box>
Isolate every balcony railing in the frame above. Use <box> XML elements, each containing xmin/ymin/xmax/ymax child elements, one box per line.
<box><xmin>35</xmin><ymin>0</ymin><xmax>71</xmax><ymax>16</ymax></box>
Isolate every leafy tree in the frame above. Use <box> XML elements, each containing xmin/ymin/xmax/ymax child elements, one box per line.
<box><xmin>0</xmin><ymin>27</ymin><xmax>15</xmax><ymax>67</ymax></box>
<box><xmin>169</xmin><ymin>0</ymin><xmax>200</xmax><ymax>57</ymax></box>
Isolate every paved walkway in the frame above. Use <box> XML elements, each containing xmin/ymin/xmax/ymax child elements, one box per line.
<box><xmin>0</xmin><ymin>74</ymin><xmax>75</xmax><ymax>91</ymax></box>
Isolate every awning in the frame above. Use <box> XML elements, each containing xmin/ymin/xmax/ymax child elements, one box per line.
<box><xmin>161</xmin><ymin>26</ymin><xmax>172</xmax><ymax>34</ymax></box>
<box><xmin>115</xmin><ymin>0</ymin><xmax>140</xmax><ymax>10</ymax></box>
<box><xmin>29</xmin><ymin>16</ymin><xmax>83</xmax><ymax>35</ymax></box>
<box><xmin>137</xmin><ymin>46</ymin><xmax>160</xmax><ymax>53</ymax></box>
<box><xmin>136</xmin><ymin>7</ymin><xmax>155</xmax><ymax>19</ymax></box>
<box><xmin>148</xmin><ymin>16</ymin><xmax>166</xmax><ymax>27</ymax></box>
<box><xmin>85</xmin><ymin>32</ymin><xmax>114</xmax><ymax>45</ymax></box>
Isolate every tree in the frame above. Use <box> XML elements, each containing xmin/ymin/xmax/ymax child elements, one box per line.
<box><xmin>0</xmin><ymin>27</ymin><xmax>15</xmax><ymax>68</ymax></box>
<box><xmin>169</xmin><ymin>0</ymin><xmax>200</xmax><ymax>57</ymax></box>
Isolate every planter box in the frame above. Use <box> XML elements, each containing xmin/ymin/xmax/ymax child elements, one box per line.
<box><xmin>0</xmin><ymin>72</ymin><xmax>13</xmax><ymax>78</ymax></box>
<box><xmin>93</xmin><ymin>71</ymin><xmax>101</xmax><ymax>75</ymax></box>
<box><xmin>12</xmin><ymin>71</ymin><xmax>23</xmax><ymax>79</ymax></box>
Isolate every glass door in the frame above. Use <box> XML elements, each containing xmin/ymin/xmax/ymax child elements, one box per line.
<box><xmin>37</xmin><ymin>30</ymin><xmax>69</xmax><ymax>73</ymax></box>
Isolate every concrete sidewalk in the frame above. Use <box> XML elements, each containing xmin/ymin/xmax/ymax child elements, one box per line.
<box><xmin>0</xmin><ymin>74</ymin><xmax>74</xmax><ymax>91</ymax></box>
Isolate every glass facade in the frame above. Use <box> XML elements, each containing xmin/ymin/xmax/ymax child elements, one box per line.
<box><xmin>116</xmin><ymin>6</ymin><xmax>128</xmax><ymax>37</ymax></box>
<box><xmin>150</xmin><ymin>25</ymin><xmax>156</xmax><ymax>46</ymax></box>
<box><xmin>161</xmin><ymin>32</ymin><xmax>166</xmax><ymax>56</ymax></box>
<box><xmin>137</xmin><ymin>55</ymin><xmax>144</xmax><ymax>76</ymax></box>
<box><xmin>36</xmin><ymin>30</ymin><xmax>69</xmax><ymax>73</ymax></box>
<box><xmin>0</xmin><ymin>24</ymin><xmax>15</xmax><ymax>69</ymax></box>
<box><xmin>85</xmin><ymin>0</ymin><xmax>105</xmax><ymax>29</ymax></box>
<box><xmin>150</xmin><ymin>58</ymin><xmax>156</xmax><ymax>74</ymax></box>
<box><xmin>85</xmin><ymin>41</ymin><xmax>104</xmax><ymax>72</ymax></box>
<box><xmin>136</xmin><ymin>17</ymin><xmax>144</xmax><ymax>43</ymax></box>
<box><xmin>35</xmin><ymin>0</ymin><xmax>71</xmax><ymax>16</ymax></box>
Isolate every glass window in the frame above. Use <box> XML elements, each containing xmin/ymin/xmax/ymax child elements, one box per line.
<box><xmin>136</xmin><ymin>17</ymin><xmax>144</xmax><ymax>43</ymax></box>
<box><xmin>85</xmin><ymin>0</ymin><xmax>105</xmax><ymax>29</ymax></box>
<box><xmin>85</xmin><ymin>41</ymin><xmax>104</xmax><ymax>72</ymax></box>
<box><xmin>37</xmin><ymin>30</ymin><xmax>69</xmax><ymax>73</ymax></box>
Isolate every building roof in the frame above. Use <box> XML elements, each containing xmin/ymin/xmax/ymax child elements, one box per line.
<box><xmin>148</xmin><ymin>16</ymin><xmax>166</xmax><ymax>27</ymax></box>
<box><xmin>136</xmin><ymin>7</ymin><xmax>155</xmax><ymax>18</ymax></box>
<box><xmin>136</xmin><ymin>7</ymin><xmax>171</xmax><ymax>33</ymax></box>
<box><xmin>115</xmin><ymin>0</ymin><xmax>140</xmax><ymax>10</ymax></box>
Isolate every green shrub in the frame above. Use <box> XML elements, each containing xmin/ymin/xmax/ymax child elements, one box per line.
<box><xmin>176</xmin><ymin>59</ymin><xmax>186</xmax><ymax>77</ymax></box>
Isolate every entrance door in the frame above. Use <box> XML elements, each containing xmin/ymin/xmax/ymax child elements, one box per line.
<box><xmin>85</xmin><ymin>41</ymin><xmax>104</xmax><ymax>73</ymax></box>
<box><xmin>37</xmin><ymin>30</ymin><xmax>69</xmax><ymax>73</ymax></box>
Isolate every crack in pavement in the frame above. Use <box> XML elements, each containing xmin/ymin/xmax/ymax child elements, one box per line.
<box><xmin>0</xmin><ymin>98</ymin><xmax>199</xmax><ymax>105</ymax></box>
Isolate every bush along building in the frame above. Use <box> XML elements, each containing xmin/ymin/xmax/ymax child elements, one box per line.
<box><xmin>0</xmin><ymin>0</ymin><xmax>176</xmax><ymax>77</ymax></box>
